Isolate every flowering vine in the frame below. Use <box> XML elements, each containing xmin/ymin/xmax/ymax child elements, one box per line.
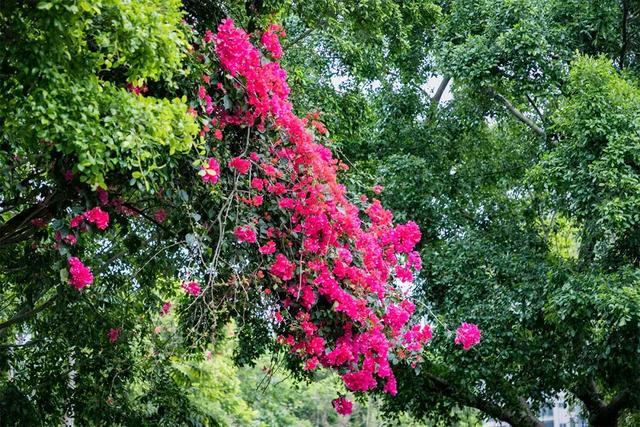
<box><xmin>180</xmin><ymin>18</ymin><xmax>482</xmax><ymax>414</ymax></box>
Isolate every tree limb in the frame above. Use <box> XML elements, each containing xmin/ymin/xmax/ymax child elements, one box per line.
<box><xmin>0</xmin><ymin>293</ymin><xmax>59</xmax><ymax>333</ymax></box>
<box><xmin>284</xmin><ymin>28</ymin><xmax>315</xmax><ymax>50</ymax></box>
<box><xmin>431</xmin><ymin>76</ymin><xmax>451</xmax><ymax>108</ymax></box>
<box><xmin>620</xmin><ymin>0</ymin><xmax>630</xmax><ymax>69</ymax></box>
<box><xmin>423</xmin><ymin>372</ymin><xmax>544</xmax><ymax>427</ymax></box>
<box><xmin>526</xmin><ymin>94</ymin><xmax>544</xmax><ymax>123</ymax></box>
<box><xmin>489</xmin><ymin>89</ymin><xmax>546</xmax><ymax>137</ymax></box>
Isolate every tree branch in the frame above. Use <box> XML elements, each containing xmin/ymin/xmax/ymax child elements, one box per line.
<box><xmin>489</xmin><ymin>89</ymin><xmax>546</xmax><ymax>137</ymax></box>
<box><xmin>620</xmin><ymin>0</ymin><xmax>630</xmax><ymax>69</ymax></box>
<box><xmin>525</xmin><ymin>94</ymin><xmax>544</xmax><ymax>123</ymax></box>
<box><xmin>431</xmin><ymin>76</ymin><xmax>451</xmax><ymax>108</ymax></box>
<box><xmin>284</xmin><ymin>28</ymin><xmax>315</xmax><ymax>50</ymax></box>
<box><xmin>0</xmin><ymin>293</ymin><xmax>59</xmax><ymax>333</ymax></box>
<box><xmin>424</xmin><ymin>372</ymin><xmax>544</xmax><ymax>427</ymax></box>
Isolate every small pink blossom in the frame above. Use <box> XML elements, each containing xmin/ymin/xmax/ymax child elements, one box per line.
<box><xmin>261</xmin><ymin>24</ymin><xmax>284</xmax><ymax>59</ymax></box>
<box><xmin>455</xmin><ymin>322</ymin><xmax>481</xmax><ymax>350</ymax></box>
<box><xmin>68</xmin><ymin>257</ymin><xmax>93</xmax><ymax>290</ymax></box>
<box><xmin>154</xmin><ymin>209</ymin><xmax>167</xmax><ymax>223</ymax></box>
<box><xmin>234</xmin><ymin>225</ymin><xmax>257</xmax><ymax>243</ymax></box>
<box><xmin>228</xmin><ymin>157</ymin><xmax>251</xmax><ymax>174</ymax></box>
<box><xmin>201</xmin><ymin>158</ymin><xmax>220</xmax><ymax>185</ymax></box>
<box><xmin>84</xmin><ymin>207</ymin><xmax>109</xmax><ymax>230</ymax></box>
<box><xmin>30</xmin><ymin>218</ymin><xmax>46</xmax><ymax>228</ymax></box>
<box><xmin>372</xmin><ymin>184</ymin><xmax>384</xmax><ymax>194</ymax></box>
<box><xmin>203</xmin><ymin>29</ymin><xmax>214</xmax><ymax>43</ymax></box>
<box><xmin>278</xmin><ymin>198</ymin><xmax>295</xmax><ymax>209</ymax></box>
<box><xmin>332</xmin><ymin>396</ymin><xmax>353</xmax><ymax>416</ymax></box>
<box><xmin>70</xmin><ymin>214</ymin><xmax>84</xmax><ymax>228</ymax></box>
<box><xmin>161</xmin><ymin>301</ymin><xmax>172</xmax><ymax>315</ymax></box>
<box><xmin>269</xmin><ymin>254</ymin><xmax>295</xmax><ymax>281</ymax></box>
<box><xmin>64</xmin><ymin>234</ymin><xmax>77</xmax><ymax>245</ymax></box>
<box><xmin>251</xmin><ymin>195</ymin><xmax>263</xmax><ymax>206</ymax></box>
<box><xmin>107</xmin><ymin>327</ymin><xmax>122</xmax><ymax>343</ymax></box>
<box><xmin>304</xmin><ymin>357</ymin><xmax>319</xmax><ymax>371</ymax></box>
<box><xmin>311</xmin><ymin>120</ymin><xmax>328</xmax><ymax>135</ymax></box>
<box><xmin>182</xmin><ymin>281</ymin><xmax>201</xmax><ymax>297</ymax></box>
<box><xmin>259</xmin><ymin>240</ymin><xmax>276</xmax><ymax>255</ymax></box>
<box><xmin>97</xmin><ymin>188</ymin><xmax>109</xmax><ymax>205</ymax></box>
<box><xmin>251</xmin><ymin>178</ymin><xmax>264</xmax><ymax>191</ymax></box>
<box><xmin>126</xmin><ymin>83</ymin><xmax>148</xmax><ymax>95</ymax></box>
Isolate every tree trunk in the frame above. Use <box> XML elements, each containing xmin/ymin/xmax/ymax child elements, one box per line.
<box><xmin>591</xmin><ymin>406</ymin><xmax>621</xmax><ymax>427</ymax></box>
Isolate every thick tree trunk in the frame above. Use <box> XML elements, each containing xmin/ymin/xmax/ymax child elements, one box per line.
<box><xmin>592</xmin><ymin>408</ymin><xmax>620</xmax><ymax>427</ymax></box>
<box><xmin>575</xmin><ymin>380</ymin><xmax>628</xmax><ymax>427</ymax></box>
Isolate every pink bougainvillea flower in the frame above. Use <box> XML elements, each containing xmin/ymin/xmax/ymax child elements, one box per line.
<box><xmin>454</xmin><ymin>322</ymin><xmax>481</xmax><ymax>350</ymax></box>
<box><xmin>214</xmin><ymin>129</ymin><xmax>223</xmax><ymax>140</ymax></box>
<box><xmin>154</xmin><ymin>208</ymin><xmax>167</xmax><ymax>223</ymax></box>
<box><xmin>234</xmin><ymin>225</ymin><xmax>257</xmax><ymax>243</ymax></box>
<box><xmin>332</xmin><ymin>396</ymin><xmax>353</xmax><ymax>416</ymax></box>
<box><xmin>251</xmin><ymin>177</ymin><xmax>264</xmax><ymax>191</ymax></box>
<box><xmin>64</xmin><ymin>234</ymin><xmax>77</xmax><ymax>245</ymax></box>
<box><xmin>269</xmin><ymin>254</ymin><xmax>295</xmax><ymax>281</ymax></box>
<box><xmin>392</xmin><ymin>221</ymin><xmax>422</xmax><ymax>253</ymax></box>
<box><xmin>260</xmin><ymin>24</ymin><xmax>284</xmax><ymax>58</ymax></box>
<box><xmin>201</xmin><ymin>158</ymin><xmax>220</xmax><ymax>185</ymax></box>
<box><xmin>107</xmin><ymin>327</ymin><xmax>122</xmax><ymax>343</ymax></box>
<box><xmin>228</xmin><ymin>156</ymin><xmax>251</xmax><ymax>174</ymax></box>
<box><xmin>160</xmin><ymin>301</ymin><xmax>172</xmax><ymax>315</ymax></box>
<box><xmin>70</xmin><ymin>214</ymin><xmax>84</xmax><ymax>228</ymax></box>
<box><xmin>304</xmin><ymin>356</ymin><xmax>319</xmax><ymax>371</ymax></box>
<box><xmin>68</xmin><ymin>257</ymin><xmax>93</xmax><ymax>290</ymax></box>
<box><xmin>203</xmin><ymin>29</ymin><xmax>214</xmax><ymax>43</ymax></box>
<box><xmin>259</xmin><ymin>240</ymin><xmax>276</xmax><ymax>255</ymax></box>
<box><xmin>278</xmin><ymin>197</ymin><xmax>295</xmax><ymax>209</ymax></box>
<box><xmin>84</xmin><ymin>207</ymin><xmax>109</xmax><ymax>230</ymax></box>
<box><xmin>311</xmin><ymin>119</ymin><xmax>328</xmax><ymax>135</ymax></box>
<box><xmin>126</xmin><ymin>83</ymin><xmax>148</xmax><ymax>95</ymax></box>
<box><xmin>97</xmin><ymin>188</ymin><xmax>109</xmax><ymax>205</ymax></box>
<box><xmin>251</xmin><ymin>195</ymin><xmax>263</xmax><ymax>206</ymax></box>
<box><xmin>372</xmin><ymin>184</ymin><xmax>384</xmax><ymax>194</ymax></box>
<box><xmin>182</xmin><ymin>281</ymin><xmax>201</xmax><ymax>297</ymax></box>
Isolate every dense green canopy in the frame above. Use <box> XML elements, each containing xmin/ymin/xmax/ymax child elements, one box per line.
<box><xmin>2</xmin><ymin>1</ymin><xmax>640</xmax><ymax>426</ymax></box>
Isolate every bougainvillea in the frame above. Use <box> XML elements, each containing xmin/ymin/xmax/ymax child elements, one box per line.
<box><xmin>182</xmin><ymin>281</ymin><xmax>202</xmax><ymax>297</ymax></box>
<box><xmin>68</xmin><ymin>257</ymin><xmax>93</xmax><ymax>290</ymax></box>
<box><xmin>332</xmin><ymin>396</ymin><xmax>353</xmax><ymax>416</ymax></box>
<box><xmin>179</xmin><ymin>18</ymin><xmax>480</xmax><ymax>413</ymax></box>
<box><xmin>200</xmin><ymin>158</ymin><xmax>221</xmax><ymax>185</ymax></box>
<box><xmin>84</xmin><ymin>207</ymin><xmax>110</xmax><ymax>230</ymax></box>
<box><xmin>454</xmin><ymin>323</ymin><xmax>482</xmax><ymax>350</ymax></box>
<box><xmin>107</xmin><ymin>327</ymin><xmax>122</xmax><ymax>343</ymax></box>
